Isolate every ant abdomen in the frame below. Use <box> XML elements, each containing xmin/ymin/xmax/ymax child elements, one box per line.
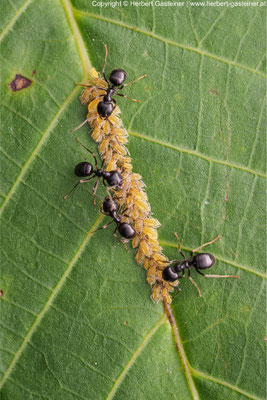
<box><xmin>162</xmin><ymin>267</ymin><xmax>179</xmax><ymax>282</ymax></box>
<box><xmin>74</xmin><ymin>162</ymin><xmax>93</xmax><ymax>177</ymax></box>
<box><xmin>118</xmin><ymin>222</ymin><xmax>135</xmax><ymax>239</ymax></box>
<box><xmin>97</xmin><ymin>101</ymin><xmax>114</xmax><ymax>118</ymax></box>
<box><xmin>192</xmin><ymin>253</ymin><xmax>215</xmax><ymax>270</ymax></box>
<box><xmin>109</xmin><ymin>69</ymin><xmax>127</xmax><ymax>86</ymax></box>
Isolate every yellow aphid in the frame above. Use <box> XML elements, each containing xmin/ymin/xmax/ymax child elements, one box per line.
<box><xmin>147</xmin><ymin>264</ymin><xmax>158</xmax><ymax>277</ymax></box>
<box><xmin>140</xmin><ymin>239</ymin><xmax>152</xmax><ymax>257</ymax></box>
<box><xmin>151</xmin><ymin>285</ymin><xmax>162</xmax><ymax>304</ymax></box>
<box><xmin>113</xmin><ymin>143</ymin><xmax>127</xmax><ymax>156</ymax></box>
<box><xmin>102</xmin><ymin>148</ymin><xmax>113</xmax><ymax>163</ymax></box>
<box><xmin>142</xmin><ymin>226</ymin><xmax>158</xmax><ymax>239</ymax></box>
<box><xmin>143</xmin><ymin>218</ymin><xmax>161</xmax><ymax>228</ymax></box>
<box><xmin>77</xmin><ymin>68</ymin><xmax>177</xmax><ymax>304</ymax></box>
<box><xmin>116</xmin><ymin>128</ymin><xmax>128</xmax><ymax>138</ymax></box>
<box><xmin>92</xmin><ymin>128</ymin><xmax>103</xmax><ymax>143</ymax></box>
<box><xmin>147</xmin><ymin>275</ymin><xmax>156</xmax><ymax>286</ymax></box>
<box><xmin>80</xmin><ymin>89</ymin><xmax>94</xmax><ymax>105</ymax></box>
<box><xmin>88</xmin><ymin>97</ymin><xmax>102</xmax><ymax>111</ymax></box>
<box><xmin>135</xmin><ymin>246</ymin><xmax>146</xmax><ymax>264</ymax></box>
<box><xmin>144</xmin><ymin>258</ymin><xmax>150</xmax><ymax>270</ymax></box>
<box><xmin>130</xmin><ymin>173</ymin><xmax>142</xmax><ymax>182</ymax></box>
<box><xmin>109</xmin><ymin>114</ymin><xmax>121</xmax><ymax>127</ymax></box>
<box><xmin>132</xmin><ymin>236</ymin><xmax>140</xmax><ymax>248</ymax></box>
<box><xmin>99</xmin><ymin>137</ymin><xmax>110</xmax><ymax>154</ymax></box>
<box><xmin>134</xmin><ymin>218</ymin><xmax>143</xmax><ymax>234</ymax></box>
<box><xmin>90</xmin><ymin>68</ymin><xmax>99</xmax><ymax>78</ymax></box>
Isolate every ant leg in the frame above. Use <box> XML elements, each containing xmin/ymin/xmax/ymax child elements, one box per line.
<box><xmin>107</xmin><ymin>118</ymin><xmax>120</xmax><ymax>145</ymax></box>
<box><xmin>192</xmin><ymin>235</ymin><xmax>220</xmax><ymax>253</ymax></box>
<box><xmin>92</xmin><ymin>220</ymin><xmax>114</xmax><ymax>234</ymax></box>
<box><xmin>92</xmin><ymin>177</ymin><xmax>100</xmax><ymax>205</ymax></box>
<box><xmin>76</xmin><ymin>138</ymin><xmax>98</xmax><ymax>168</ymax></box>
<box><xmin>187</xmin><ymin>269</ymin><xmax>202</xmax><ymax>297</ymax></box>
<box><xmin>102</xmin><ymin>44</ymin><xmax>109</xmax><ymax>83</ymax></box>
<box><xmin>148</xmin><ymin>275</ymin><xmax>179</xmax><ymax>289</ymax></box>
<box><xmin>174</xmin><ymin>232</ymin><xmax>186</xmax><ymax>260</ymax></box>
<box><xmin>75</xmin><ymin>84</ymin><xmax>107</xmax><ymax>93</ymax></box>
<box><xmin>195</xmin><ymin>269</ymin><xmax>239</xmax><ymax>279</ymax></box>
<box><xmin>115</xmin><ymin>93</ymin><xmax>140</xmax><ymax>103</ymax></box>
<box><xmin>63</xmin><ymin>176</ymin><xmax>95</xmax><ymax>199</ymax></box>
<box><xmin>113</xmin><ymin>227</ymin><xmax>129</xmax><ymax>252</ymax></box>
<box><xmin>119</xmin><ymin>74</ymin><xmax>147</xmax><ymax>88</ymax></box>
<box><xmin>70</xmin><ymin>115</ymin><xmax>99</xmax><ymax>134</ymax></box>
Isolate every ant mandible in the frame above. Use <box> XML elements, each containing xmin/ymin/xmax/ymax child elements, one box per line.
<box><xmin>93</xmin><ymin>196</ymin><xmax>136</xmax><ymax>249</ymax></box>
<box><xmin>161</xmin><ymin>233</ymin><xmax>239</xmax><ymax>297</ymax></box>
<box><xmin>71</xmin><ymin>45</ymin><xmax>146</xmax><ymax>133</ymax></box>
<box><xmin>64</xmin><ymin>138</ymin><xmax>123</xmax><ymax>204</ymax></box>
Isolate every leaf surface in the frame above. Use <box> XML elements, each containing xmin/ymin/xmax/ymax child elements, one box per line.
<box><xmin>0</xmin><ymin>1</ymin><xmax>266</xmax><ymax>399</ymax></box>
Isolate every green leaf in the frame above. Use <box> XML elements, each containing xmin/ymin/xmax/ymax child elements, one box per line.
<box><xmin>0</xmin><ymin>1</ymin><xmax>265</xmax><ymax>399</ymax></box>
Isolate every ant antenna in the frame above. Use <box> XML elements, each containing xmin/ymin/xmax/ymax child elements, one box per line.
<box><xmin>120</xmin><ymin>74</ymin><xmax>147</xmax><ymax>88</ymax></box>
<box><xmin>70</xmin><ymin>115</ymin><xmax>98</xmax><ymax>134</ymax></box>
<box><xmin>115</xmin><ymin>93</ymin><xmax>140</xmax><ymax>103</ymax></box>
<box><xmin>75</xmin><ymin>138</ymin><xmax>99</xmax><ymax>166</ymax></box>
<box><xmin>63</xmin><ymin>181</ymin><xmax>82</xmax><ymax>200</ymax></box>
<box><xmin>102</xmin><ymin>44</ymin><xmax>108</xmax><ymax>80</ymax></box>
<box><xmin>193</xmin><ymin>235</ymin><xmax>220</xmax><ymax>253</ymax></box>
<box><xmin>174</xmin><ymin>232</ymin><xmax>186</xmax><ymax>259</ymax></box>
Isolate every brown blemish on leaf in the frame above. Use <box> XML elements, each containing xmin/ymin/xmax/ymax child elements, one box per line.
<box><xmin>209</xmin><ymin>88</ymin><xmax>220</xmax><ymax>96</ymax></box>
<box><xmin>9</xmin><ymin>74</ymin><xmax>32</xmax><ymax>92</ymax></box>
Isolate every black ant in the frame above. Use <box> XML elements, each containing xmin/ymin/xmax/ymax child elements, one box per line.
<box><xmin>93</xmin><ymin>196</ymin><xmax>135</xmax><ymax>248</ymax></box>
<box><xmin>71</xmin><ymin>45</ymin><xmax>146</xmax><ymax>133</ymax></box>
<box><xmin>64</xmin><ymin>138</ymin><xmax>123</xmax><ymax>203</ymax></box>
<box><xmin>160</xmin><ymin>233</ymin><xmax>239</xmax><ymax>297</ymax></box>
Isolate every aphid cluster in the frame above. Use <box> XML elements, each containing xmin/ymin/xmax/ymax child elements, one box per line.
<box><xmin>69</xmin><ymin>46</ymin><xmax>239</xmax><ymax>304</ymax></box>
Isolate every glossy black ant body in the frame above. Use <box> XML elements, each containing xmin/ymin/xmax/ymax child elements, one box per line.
<box><xmin>161</xmin><ymin>233</ymin><xmax>239</xmax><ymax>297</ymax></box>
<box><xmin>93</xmin><ymin>196</ymin><xmax>135</xmax><ymax>247</ymax></box>
<box><xmin>96</xmin><ymin>45</ymin><xmax>146</xmax><ymax>118</ymax></box>
<box><xmin>64</xmin><ymin>138</ymin><xmax>122</xmax><ymax>203</ymax></box>
<box><xmin>71</xmin><ymin>45</ymin><xmax>146</xmax><ymax>134</ymax></box>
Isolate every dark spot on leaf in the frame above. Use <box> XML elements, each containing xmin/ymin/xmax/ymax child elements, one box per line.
<box><xmin>9</xmin><ymin>74</ymin><xmax>32</xmax><ymax>92</ymax></box>
<box><xmin>209</xmin><ymin>88</ymin><xmax>219</xmax><ymax>96</ymax></box>
<box><xmin>0</xmin><ymin>290</ymin><xmax>3</xmax><ymax>297</ymax></box>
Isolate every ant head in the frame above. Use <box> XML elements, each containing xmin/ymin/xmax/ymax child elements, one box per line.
<box><xmin>162</xmin><ymin>266</ymin><xmax>179</xmax><ymax>282</ymax></box>
<box><xmin>97</xmin><ymin>100</ymin><xmax>114</xmax><ymax>118</ymax></box>
<box><xmin>109</xmin><ymin>69</ymin><xmax>127</xmax><ymax>86</ymax></box>
<box><xmin>103</xmin><ymin>196</ymin><xmax>117</xmax><ymax>214</ymax></box>
<box><xmin>74</xmin><ymin>162</ymin><xmax>93</xmax><ymax>177</ymax></box>
<box><xmin>118</xmin><ymin>222</ymin><xmax>135</xmax><ymax>239</ymax></box>
<box><xmin>192</xmin><ymin>253</ymin><xmax>215</xmax><ymax>270</ymax></box>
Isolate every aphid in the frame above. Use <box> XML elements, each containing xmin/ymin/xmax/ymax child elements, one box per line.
<box><xmin>75</xmin><ymin>63</ymin><xmax>175</xmax><ymax>303</ymax></box>
<box><xmin>94</xmin><ymin>196</ymin><xmax>136</xmax><ymax>246</ymax></box>
<box><xmin>71</xmin><ymin>45</ymin><xmax>146</xmax><ymax>134</ymax></box>
<box><xmin>64</xmin><ymin>138</ymin><xmax>123</xmax><ymax>203</ymax></box>
<box><xmin>161</xmin><ymin>233</ymin><xmax>239</xmax><ymax>297</ymax></box>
